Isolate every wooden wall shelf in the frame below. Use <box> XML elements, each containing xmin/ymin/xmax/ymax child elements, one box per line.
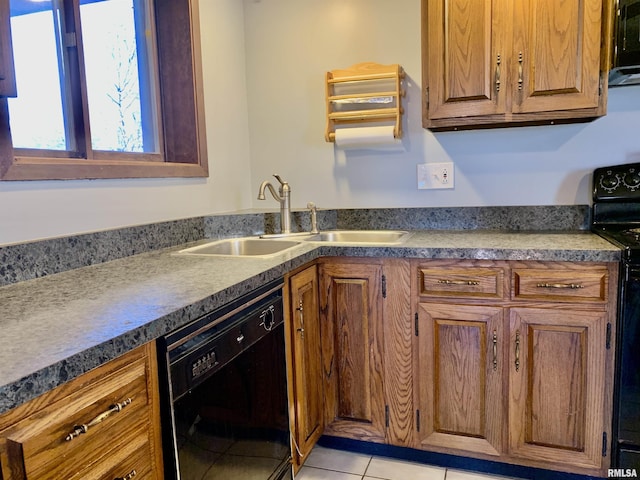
<box><xmin>325</xmin><ymin>62</ymin><xmax>405</xmax><ymax>142</ymax></box>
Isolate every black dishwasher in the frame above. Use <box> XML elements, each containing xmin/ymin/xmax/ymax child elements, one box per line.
<box><xmin>157</xmin><ymin>279</ymin><xmax>292</xmax><ymax>480</ymax></box>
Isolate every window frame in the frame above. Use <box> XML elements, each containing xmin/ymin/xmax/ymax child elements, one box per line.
<box><xmin>0</xmin><ymin>0</ymin><xmax>208</xmax><ymax>181</ymax></box>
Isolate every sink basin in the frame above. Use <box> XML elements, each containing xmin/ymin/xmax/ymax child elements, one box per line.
<box><xmin>177</xmin><ymin>238</ymin><xmax>301</xmax><ymax>257</ymax></box>
<box><xmin>303</xmin><ymin>230</ymin><xmax>410</xmax><ymax>244</ymax></box>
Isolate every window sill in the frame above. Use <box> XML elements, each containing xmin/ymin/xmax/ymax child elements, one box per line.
<box><xmin>0</xmin><ymin>156</ymin><xmax>209</xmax><ymax>181</ymax></box>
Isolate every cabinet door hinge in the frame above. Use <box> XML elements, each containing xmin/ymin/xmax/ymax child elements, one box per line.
<box><xmin>414</xmin><ymin>312</ymin><xmax>419</xmax><ymax>336</ymax></box>
<box><xmin>416</xmin><ymin>409</ymin><xmax>420</xmax><ymax>432</ymax></box>
<box><xmin>385</xmin><ymin>405</ymin><xmax>390</xmax><ymax>428</ymax></box>
<box><xmin>64</xmin><ymin>32</ymin><xmax>77</xmax><ymax>48</ymax></box>
<box><xmin>599</xmin><ymin>73</ymin><xmax>603</xmax><ymax>97</ymax></box>
<box><xmin>606</xmin><ymin>322</ymin><xmax>612</xmax><ymax>350</ymax></box>
<box><xmin>382</xmin><ymin>274</ymin><xmax>387</xmax><ymax>298</ymax></box>
<box><xmin>602</xmin><ymin>431</ymin><xmax>608</xmax><ymax>457</ymax></box>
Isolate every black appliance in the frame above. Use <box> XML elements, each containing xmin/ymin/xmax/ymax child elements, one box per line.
<box><xmin>592</xmin><ymin>163</ymin><xmax>640</xmax><ymax>469</ymax></box>
<box><xmin>157</xmin><ymin>279</ymin><xmax>292</xmax><ymax>480</ymax></box>
<box><xmin>610</xmin><ymin>0</ymin><xmax>640</xmax><ymax>86</ymax></box>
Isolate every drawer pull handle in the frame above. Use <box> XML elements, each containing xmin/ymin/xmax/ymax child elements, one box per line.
<box><xmin>495</xmin><ymin>54</ymin><xmax>501</xmax><ymax>93</ymax></box>
<box><xmin>515</xmin><ymin>331</ymin><xmax>520</xmax><ymax>372</ymax></box>
<box><xmin>65</xmin><ymin>397</ymin><xmax>132</xmax><ymax>441</ymax></box>
<box><xmin>437</xmin><ymin>279</ymin><xmax>480</xmax><ymax>286</ymax></box>
<box><xmin>114</xmin><ymin>470</ymin><xmax>137</xmax><ymax>480</ymax></box>
<box><xmin>518</xmin><ymin>51</ymin><xmax>524</xmax><ymax>91</ymax></box>
<box><xmin>536</xmin><ymin>282</ymin><xmax>584</xmax><ymax>289</ymax></box>
<box><xmin>296</xmin><ymin>299</ymin><xmax>305</xmax><ymax>339</ymax></box>
<box><xmin>492</xmin><ymin>330</ymin><xmax>498</xmax><ymax>372</ymax></box>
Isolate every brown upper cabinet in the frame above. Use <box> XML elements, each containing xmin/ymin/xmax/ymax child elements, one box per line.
<box><xmin>422</xmin><ymin>0</ymin><xmax>614</xmax><ymax>130</ymax></box>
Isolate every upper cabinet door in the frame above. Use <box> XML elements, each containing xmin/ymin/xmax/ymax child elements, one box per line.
<box><xmin>512</xmin><ymin>0</ymin><xmax>605</xmax><ymax>114</ymax></box>
<box><xmin>422</xmin><ymin>0</ymin><xmax>611</xmax><ymax>130</ymax></box>
<box><xmin>424</xmin><ymin>0</ymin><xmax>508</xmax><ymax>123</ymax></box>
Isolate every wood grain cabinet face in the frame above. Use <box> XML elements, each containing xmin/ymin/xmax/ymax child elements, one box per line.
<box><xmin>412</xmin><ymin>260</ymin><xmax>617</xmax><ymax>476</ymax></box>
<box><xmin>512</xmin><ymin>0</ymin><xmax>605</xmax><ymax>115</ymax></box>
<box><xmin>317</xmin><ymin>259</ymin><xmax>414</xmax><ymax>446</ymax></box>
<box><xmin>508</xmin><ymin>307</ymin><xmax>608</xmax><ymax>470</ymax></box>
<box><xmin>0</xmin><ymin>343</ymin><xmax>164</xmax><ymax>480</ymax></box>
<box><xmin>512</xmin><ymin>266</ymin><xmax>609</xmax><ymax>303</ymax></box>
<box><xmin>415</xmin><ymin>302</ymin><xmax>505</xmax><ymax>457</ymax></box>
<box><xmin>422</xmin><ymin>0</ymin><xmax>610</xmax><ymax>130</ymax></box>
<box><xmin>319</xmin><ymin>261</ymin><xmax>387</xmax><ymax>443</ymax></box>
<box><xmin>418</xmin><ymin>266</ymin><xmax>505</xmax><ymax>299</ymax></box>
<box><xmin>285</xmin><ymin>264</ymin><xmax>324</xmax><ymax>472</ymax></box>
<box><xmin>423</xmin><ymin>0</ymin><xmax>508</xmax><ymax>123</ymax></box>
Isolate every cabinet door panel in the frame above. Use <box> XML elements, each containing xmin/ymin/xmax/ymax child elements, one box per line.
<box><xmin>512</xmin><ymin>0</ymin><xmax>603</xmax><ymax>113</ymax></box>
<box><xmin>416</xmin><ymin>303</ymin><xmax>504</xmax><ymax>456</ymax></box>
<box><xmin>425</xmin><ymin>0</ymin><xmax>508</xmax><ymax>120</ymax></box>
<box><xmin>286</xmin><ymin>265</ymin><xmax>324</xmax><ymax>470</ymax></box>
<box><xmin>320</xmin><ymin>262</ymin><xmax>386</xmax><ymax>442</ymax></box>
<box><xmin>509</xmin><ymin>307</ymin><xmax>607</xmax><ymax>469</ymax></box>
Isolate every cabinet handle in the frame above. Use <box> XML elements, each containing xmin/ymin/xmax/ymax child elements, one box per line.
<box><xmin>114</xmin><ymin>470</ymin><xmax>137</xmax><ymax>480</ymax></box>
<box><xmin>296</xmin><ymin>299</ymin><xmax>305</xmax><ymax>338</ymax></box>
<box><xmin>113</xmin><ymin>470</ymin><xmax>138</xmax><ymax>480</ymax></box>
<box><xmin>437</xmin><ymin>279</ymin><xmax>480</xmax><ymax>286</ymax></box>
<box><xmin>514</xmin><ymin>331</ymin><xmax>520</xmax><ymax>372</ymax></box>
<box><xmin>518</xmin><ymin>51</ymin><xmax>523</xmax><ymax>91</ymax></box>
<box><xmin>492</xmin><ymin>330</ymin><xmax>498</xmax><ymax>371</ymax></box>
<box><xmin>536</xmin><ymin>282</ymin><xmax>584</xmax><ymax>289</ymax></box>
<box><xmin>495</xmin><ymin>54</ymin><xmax>501</xmax><ymax>93</ymax></box>
<box><xmin>65</xmin><ymin>398</ymin><xmax>132</xmax><ymax>441</ymax></box>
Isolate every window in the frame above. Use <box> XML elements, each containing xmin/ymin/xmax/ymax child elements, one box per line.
<box><xmin>0</xmin><ymin>0</ymin><xmax>208</xmax><ymax>180</ymax></box>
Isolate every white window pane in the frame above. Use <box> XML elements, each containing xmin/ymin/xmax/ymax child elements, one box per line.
<box><xmin>81</xmin><ymin>0</ymin><xmax>157</xmax><ymax>153</ymax></box>
<box><xmin>8</xmin><ymin>1</ymin><xmax>70</xmax><ymax>150</ymax></box>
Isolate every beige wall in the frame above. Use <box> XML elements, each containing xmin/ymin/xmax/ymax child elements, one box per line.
<box><xmin>244</xmin><ymin>0</ymin><xmax>640</xmax><ymax>211</ymax></box>
<box><xmin>0</xmin><ymin>0</ymin><xmax>639</xmax><ymax>245</ymax></box>
<box><xmin>0</xmin><ymin>0</ymin><xmax>253</xmax><ymax>245</ymax></box>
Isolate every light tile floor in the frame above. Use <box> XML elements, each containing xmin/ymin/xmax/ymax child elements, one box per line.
<box><xmin>295</xmin><ymin>446</ymin><xmax>521</xmax><ymax>480</ymax></box>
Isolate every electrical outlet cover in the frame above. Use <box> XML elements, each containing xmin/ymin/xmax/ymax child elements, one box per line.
<box><xmin>417</xmin><ymin>162</ymin><xmax>454</xmax><ymax>189</ymax></box>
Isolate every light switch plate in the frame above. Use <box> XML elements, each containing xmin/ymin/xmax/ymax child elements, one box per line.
<box><xmin>417</xmin><ymin>162</ymin><xmax>454</xmax><ymax>189</ymax></box>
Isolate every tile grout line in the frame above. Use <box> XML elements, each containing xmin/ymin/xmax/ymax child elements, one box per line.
<box><xmin>362</xmin><ymin>455</ymin><xmax>374</xmax><ymax>479</ymax></box>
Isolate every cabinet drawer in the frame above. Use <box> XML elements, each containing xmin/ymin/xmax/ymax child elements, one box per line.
<box><xmin>1</xmin><ymin>357</ymin><xmax>151</xmax><ymax>479</ymax></box>
<box><xmin>418</xmin><ymin>266</ymin><xmax>505</xmax><ymax>299</ymax></box>
<box><xmin>512</xmin><ymin>267</ymin><xmax>608</xmax><ymax>303</ymax></box>
<box><xmin>69</xmin><ymin>427</ymin><xmax>154</xmax><ymax>480</ymax></box>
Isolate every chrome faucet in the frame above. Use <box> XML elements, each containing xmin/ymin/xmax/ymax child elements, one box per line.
<box><xmin>307</xmin><ymin>202</ymin><xmax>319</xmax><ymax>234</ymax></box>
<box><xmin>257</xmin><ymin>174</ymin><xmax>291</xmax><ymax>234</ymax></box>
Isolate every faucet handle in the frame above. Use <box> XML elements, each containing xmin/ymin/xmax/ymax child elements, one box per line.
<box><xmin>273</xmin><ymin>174</ymin><xmax>287</xmax><ymax>186</ymax></box>
<box><xmin>307</xmin><ymin>202</ymin><xmax>319</xmax><ymax>234</ymax></box>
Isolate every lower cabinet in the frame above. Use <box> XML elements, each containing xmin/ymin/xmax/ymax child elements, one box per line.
<box><xmin>413</xmin><ymin>260</ymin><xmax>617</xmax><ymax>477</ymax></box>
<box><xmin>285</xmin><ymin>258</ymin><xmax>413</xmax><ymax>472</ymax></box>
<box><xmin>0</xmin><ymin>342</ymin><xmax>164</xmax><ymax>480</ymax></box>
<box><xmin>285</xmin><ymin>264</ymin><xmax>324</xmax><ymax>472</ymax></box>
<box><xmin>319</xmin><ymin>260</ymin><xmax>386</xmax><ymax>443</ymax></box>
<box><xmin>286</xmin><ymin>257</ymin><xmax>618</xmax><ymax>479</ymax></box>
<box><xmin>415</xmin><ymin>302</ymin><xmax>505</xmax><ymax>457</ymax></box>
<box><xmin>508</xmin><ymin>307</ymin><xmax>609</xmax><ymax>471</ymax></box>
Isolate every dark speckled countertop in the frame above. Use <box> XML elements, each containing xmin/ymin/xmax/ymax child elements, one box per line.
<box><xmin>0</xmin><ymin>228</ymin><xmax>620</xmax><ymax>414</ymax></box>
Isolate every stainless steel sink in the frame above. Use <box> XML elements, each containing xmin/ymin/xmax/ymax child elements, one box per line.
<box><xmin>177</xmin><ymin>238</ymin><xmax>301</xmax><ymax>257</ymax></box>
<box><xmin>303</xmin><ymin>230</ymin><xmax>410</xmax><ymax>244</ymax></box>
